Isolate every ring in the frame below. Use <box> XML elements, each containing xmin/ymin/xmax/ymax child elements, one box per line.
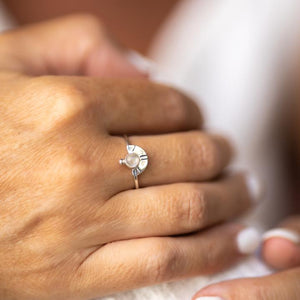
<box><xmin>119</xmin><ymin>135</ymin><xmax>148</xmax><ymax>189</ymax></box>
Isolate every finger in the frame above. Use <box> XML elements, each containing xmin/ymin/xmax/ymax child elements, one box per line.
<box><xmin>0</xmin><ymin>14</ymin><xmax>144</xmax><ymax>77</ymax></box>
<box><xmin>75</xmin><ymin>224</ymin><xmax>261</xmax><ymax>298</ymax></box>
<box><xmin>85</xmin><ymin>173</ymin><xmax>259</xmax><ymax>244</ymax></box>
<box><xmin>103</xmin><ymin>79</ymin><xmax>202</xmax><ymax>134</ymax></box>
<box><xmin>192</xmin><ymin>267</ymin><xmax>300</xmax><ymax>300</ymax></box>
<box><xmin>262</xmin><ymin>215</ymin><xmax>300</xmax><ymax>270</ymax></box>
<box><xmin>74</xmin><ymin>77</ymin><xmax>203</xmax><ymax>134</ymax></box>
<box><xmin>110</xmin><ymin>131</ymin><xmax>232</xmax><ymax>192</ymax></box>
<box><xmin>30</xmin><ymin>76</ymin><xmax>202</xmax><ymax>134</ymax></box>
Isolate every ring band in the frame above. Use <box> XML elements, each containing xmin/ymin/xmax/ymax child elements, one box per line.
<box><xmin>119</xmin><ymin>135</ymin><xmax>148</xmax><ymax>189</ymax></box>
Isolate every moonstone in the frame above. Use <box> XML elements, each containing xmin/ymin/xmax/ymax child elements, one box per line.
<box><xmin>125</xmin><ymin>153</ymin><xmax>140</xmax><ymax>168</ymax></box>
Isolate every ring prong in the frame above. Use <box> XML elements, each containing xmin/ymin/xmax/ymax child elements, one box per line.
<box><xmin>119</xmin><ymin>159</ymin><xmax>125</xmax><ymax>165</ymax></box>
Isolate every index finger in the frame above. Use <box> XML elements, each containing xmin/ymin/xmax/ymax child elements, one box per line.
<box><xmin>72</xmin><ymin>77</ymin><xmax>203</xmax><ymax>134</ymax></box>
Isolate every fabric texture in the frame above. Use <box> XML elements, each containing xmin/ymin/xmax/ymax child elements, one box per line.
<box><xmin>101</xmin><ymin>257</ymin><xmax>271</xmax><ymax>300</ymax></box>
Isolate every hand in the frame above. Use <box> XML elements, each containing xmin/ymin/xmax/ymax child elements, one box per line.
<box><xmin>192</xmin><ymin>215</ymin><xmax>300</xmax><ymax>300</ymax></box>
<box><xmin>0</xmin><ymin>15</ymin><xmax>261</xmax><ymax>300</ymax></box>
<box><xmin>0</xmin><ymin>14</ymin><xmax>144</xmax><ymax>77</ymax></box>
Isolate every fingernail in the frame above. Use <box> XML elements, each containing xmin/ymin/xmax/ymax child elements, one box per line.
<box><xmin>126</xmin><ymin>50</ymin><xmax>156</xmax><ymax>75</ymax></box>
<box><xmin>237</xmin><ymin>227</ymin><xmax>261</xmax><ymax>254</ymax></box>
<box><xmin>126</xmin><ymin>50</ymin><xmax>176</xmax><ymax>85</ymax></box>
<box><xmin>263</xmin><ymin>228</ymin><xmax>300</xmax><ymax>244</ymax></box>
<box><xmin>245</xmin><ymin>173</ymin><xmax>264</xmax><ymax>203</ymax></box>
<box><xmin>195</xmin><ymin>297</ymin><xmax>225</xmax><ymax>300</ymax></box>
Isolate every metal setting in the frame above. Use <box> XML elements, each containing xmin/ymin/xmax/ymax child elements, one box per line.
<box><xmin>119</xmin><ymin>135</ymin><xmax>148</xmax><ymax>189</ymax></box>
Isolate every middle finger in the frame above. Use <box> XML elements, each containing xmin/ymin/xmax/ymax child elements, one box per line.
<box><xmin>83</xmin><ymin>173</ymin><xmax>253</xmax><ymax>245</ymax></box>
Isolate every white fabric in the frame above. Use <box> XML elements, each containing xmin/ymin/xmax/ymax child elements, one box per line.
<box><xmin>149</xmin><ymin>0</ymin><xmax>300</xmax><ymax>230</ymax></box>
<box><xmin>101</xmin><ymin>0</ymin><xmax>300</xmax><ymax>299</ymax></box>
<box><xmin>103</xmin><ymin>256</ymin><xmax>271</xmax><ymax>300</ymax></box>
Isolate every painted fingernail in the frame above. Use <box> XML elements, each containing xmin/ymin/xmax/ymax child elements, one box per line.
<box><xmin>263</xmin><ymin>228</ymin><xmax>300</xmax><ymax>244</ymax></box>
<box><xmin>237</xmin><ymin>227</ymin><xmax>261</xmax><ymax>254</ymax></box>
<box><xmin>126</xmin><ymin>50</ymin><xmax>176</xmax><ymax>85</ymax></box>
<box><xmin>126</xmin><ymin>50</ymin><xmax>156</xmax><ymax>75</ymax></box>
<box><xmin>245</xmin><ymin>173</ymin><xmax>264</xmax><ymax>203</ymax></box>
<box><xmin>195</xmin><ymin>297</ymin><xmax>225</xmax><ymax>300</ymax></box>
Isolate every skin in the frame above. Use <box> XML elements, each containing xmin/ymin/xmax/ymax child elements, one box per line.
<box><xmin>0</xmin><ymin>15</ymin><xmax>256</xmax><ymax>300</ymax></box>
<box><xmin>193</xmin><ymin>216</ymin><xmax>300</xmax><ymax>300</ymax></box>
<box><xmin>262</xmin><ymin>216</ymin><xmax>300</xmax><ymax>270</ymax></box>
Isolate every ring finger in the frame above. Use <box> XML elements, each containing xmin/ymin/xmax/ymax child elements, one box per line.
<box><xmin>109</xmin><ymin>130</ymin><xmax>233</xmax><ymax>192</ymax></box>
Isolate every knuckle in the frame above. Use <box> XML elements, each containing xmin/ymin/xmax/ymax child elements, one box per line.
<box><xmin>67</xmin><ymin>14</ymin><xmax>105</xmax><ymax>46</ymax></box>
<box><xmin>145</xmin><ymin>239</ymin><xmax>179</xmax><ymax>283</ymax></box>
<box><xmin>51</xmin><ymin>147</ymin><xmax>86</xmax><ymax>182</ymax></box>
<box><xmin>162</xmin><ymin>87</ymin><xmax>190</xmax><ymax>127</ymax></box>
<box><xmin>32</xmin><ymin>77</ymin><xmax>87</xmax><ymax>130</ymax></box>
<box><xmin>67</xmin><ymin>13</ymin><xmax>104</xmax><ymax>36</ymax></box>
<box><xmin>185</xmin><ymin>186</ymin><xmax>206</xmax><ymax>229</ymax></box>
<box><xmin>189</xmin><ymin>133</ymin><xmax>220</xmax><ymax>177</ymax></box>
<box><xmin>167</xmin><ymin>185</ymin><xmax>206</xmax><ymax>230</ymax></box>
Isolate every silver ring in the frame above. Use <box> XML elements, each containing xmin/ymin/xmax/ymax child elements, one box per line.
<box><xmin>119</xmin><ymin>135</ymin><xmax>148</xmax><ymax>189</ymax></box>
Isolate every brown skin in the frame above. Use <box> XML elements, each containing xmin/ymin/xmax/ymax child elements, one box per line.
<box><xmin>193</xmin><ymin>216</ymin><xmax>300</xmax><ymax>300</ymax></box>
<box><xmin>193</xmin><ymin>268</ymin><xmax>300</xmax><ymax>300</ymax></box>
<box><xmin>193</xmin><ymin>165</ymin><xmax>300</xmax><ymax>293</ymax></box>
<box><xmin>0</xmin><ymin>15</ymin><xmax>256</xmax><ymax>300</ymax></box>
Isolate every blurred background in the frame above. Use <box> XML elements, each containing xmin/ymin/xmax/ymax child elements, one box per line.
<box><xmin>0</xmin><ymin>0</ymin><xmax>178</xmax><ymax>54</ymax></box>
<box><xmin>0</xmin><ymin>0</ymin><xmax>300</xmax><ymax>230</ymax></box>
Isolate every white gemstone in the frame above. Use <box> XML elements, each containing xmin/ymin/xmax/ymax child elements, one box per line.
<box><xmin>125</xmin><ymin>153</ymin><xmax>140</xmax><ymax>168</ymax></box>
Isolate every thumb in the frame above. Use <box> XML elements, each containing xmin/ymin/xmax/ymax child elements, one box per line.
<box><xmin>0</xmin><ymin>14</ymin><xmax>146</xmax><ymax>77</ymax></box>
<box><xmin>262</xmin><ymin>215</ymin><xmax>300</xmax><ymax>270</ymax></box>
<box><xmin>192</xmin><ymin>267</ymin><xmax>300</xmax><ymax>300</ymax></box>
